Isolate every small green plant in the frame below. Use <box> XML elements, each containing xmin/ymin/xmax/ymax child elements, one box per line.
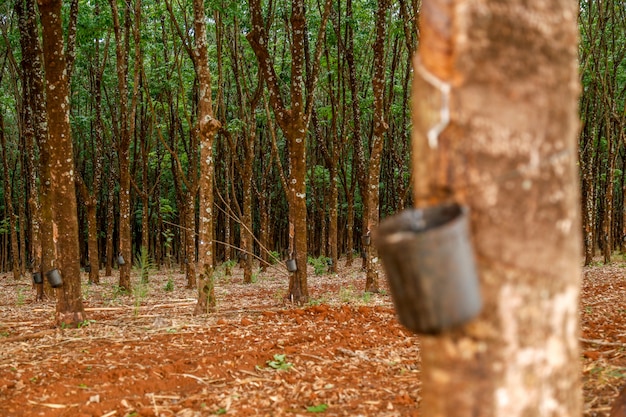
<box><xmin>0</xmin><ymin>331</ymin><xmax>9</xmax><ymax>338</ymax></box>
<box><xmin>308</xmin><ymin>297</ymin><xmax>327</xmax><ymax>306</ymax></box>
<box><xmin>266</xmin><ymin>353</ymin><xmax>293</xmax><ymax>371</ymax></box>
<box><xmin>361</xmin><ymin>292</ymin><xmax>372</xmax><ymax>303</ymax></box>
<box><xmin>78</xmin><ymin>383</ymin><xmax>89</xmax><ymax>389</ymax></box>
<box><xmin>268</xmin><ymin>251</ymin><xmax>281</xmax><ymax>265</ymax></box>
<box><xmin>133</xmin><ymin>281</ymin><xmax>149</xmax><ymax>317</ymax></box>
<box><xmin>251</xmin><ymin>271</ymin><xmax>259</xmax><ymax>283</ymax></box>
<box><xmin>215</xmin><ymin>408</ymin><xmax>227</xmax><ymax>415</ymax></box>
<box><xmin>77</xmin><ymin>319</ymin><xmax>96</xmax><ymax>328</ymax></box>
<box><xmin>306</xmin><ymin>404</ymin><xmax>329</xmax><ymax>413</ymax></box>
<box><xmin>134</xmin><ymin>246</ymin><xmax>155</xmax><ymax>283</ymax></box>
<box><xmin>223</xmin><ymin>259</ymin><xmax>237</xmax><ymax>276</ymax></box>
<box><xmin>308</xmin><ymin>256</ymin><xmax>330</xmax><ymax>276</ymax></box>
<box><xmin>223</xmin><ymin>259</ymin><xmax>237</xmax><ymax>269</ymax></box>
<box><xmin>164</xmin><ymin>277</ymin><xmax>174</xmax><ymax>292</ymax></box>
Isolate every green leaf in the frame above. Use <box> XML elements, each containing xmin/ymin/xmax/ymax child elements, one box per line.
<box><xmin>267</xmin><ymin>353</ymin><xmax>292</xmax><ymax>370</ymax></box>
<box><xmin>306</xmin><ymin>404</ymin><xmax>329</xmax><ymax>413</ymax></box>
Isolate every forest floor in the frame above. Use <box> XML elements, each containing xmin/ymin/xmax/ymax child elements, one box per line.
<box><xmin>0</xmin><ymin>257</ymin><xmax>624</xmax><ymax>417</ymax></box>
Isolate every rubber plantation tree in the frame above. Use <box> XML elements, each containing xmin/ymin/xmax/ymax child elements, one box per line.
<box><xmin>247</xmin><ymin>0</ymin><xmax>332</xmax><ymax>303</ymax></box>
<box><xmin>363</xmin><ymin>0</ymin><xmax>390</xmax><ymax>293</ymax></box>
<box><xmin>193</xmin><ymin>0</ymin><xmax>222</xmax><ymax>315</ymax></box>
<box><xmin>108</xmin><ymin>0</ymin><xmax>137</xmax><ymax>292</ymax></box>
<box><xmin>224</xmin><ymin>15</ymin><xmax>263</xmax><ymax>285</ymax></box>
<box><xmin>162</xmin><ymin>0</ymin><xmax>206</xmax><ymax>289</ymax></box>
<box><xmin>36</xmin><ymin>0</ymin><xmax>86</xmax><ymax>326</ymax></box>
<box><xmin>0</xmin><ymin>111</ymin><xmax>20</xmax><ymax>281</ymax></box>
<box><xmin>409</xmin><ymin>0</ymin><xmax>581</xmax><ymax>414</ymax></box>
<box><xmin>16</xmin><ymin>0</ymin><xmax>54</xmax><ymax>300</ymax></box>
<box><xmin>75</xmin><ymin>3</ymin><xmax>108</xmax><ymax>285</ymax></box>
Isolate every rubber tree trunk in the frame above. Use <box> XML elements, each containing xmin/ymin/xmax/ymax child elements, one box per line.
<box><xmin>242</xmin><ymin>155</ymin><xmax>254</xmax><ymax>284</ymax></box>
<box><xmin>108</xmin><ymin>0</ymin><xmax>133</xmax><ymax>292</ymax></box>
<box><xmin>105</xmin><ymin>157</ymin><xmax>115</xmax><ymax>277</ymax></box>
<box><xmin>185</xmin><ymin>197</ymin><xmax>196</xmax><ymax>289</ymax></box>
<box><xmin>23</xmin><ymin>0</ymin><xmax>56</xmax><ymax>299</ymax></box>
<box><xmin>86</xmin><ymin>200</ymin><xmax>99</xmax><ymax>284</ymax></box>
<box><xmin>411</xmin><ymin>0</ymin><xmax>582</xmax><ymax>415</ymax></box>
<box><xmin>193</xmin><ymin>0</ymin><xmax>221</xmax><ymax>315</ymax></box>
<box><xmin>16</xmin><ymin>0</ymin><xmax>44</xmax><ymax>294</ymax></box>
<box><xmin>364</xmin><ymin>0</ymin><xmax>390</xmax><ymax>293</ymax></box>
<box><xmin>0</xmin><ymin>113</ymin><xmax>20</xmax><ymax>281</ymax></box>
<box><xmin>37</xmin><ymin>0</ymin><xmax>86</xmax><ymax>327</ymax></box>
<box><xmin>328</xmin><ymin>163</ymin><xmax>338</xmax><ymax>273</ymax></box>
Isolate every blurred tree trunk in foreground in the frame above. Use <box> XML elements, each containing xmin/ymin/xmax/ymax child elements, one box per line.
<box><xmin>412</xmin><ymin>0</ymin><xmax>582</xmax><ymax>415</ymax></box>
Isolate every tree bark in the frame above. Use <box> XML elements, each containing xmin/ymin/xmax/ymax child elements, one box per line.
<box><xmin>37</xmin><ymin>0</ymin><xmax>86</xmax><ymax>326</ymax></box>
<box><xmin>344</xmin><ymin>0</ymin><xmax>368</xmax><ymax>271</ymax></box>
<box><xmin>603</xmin><ymin>119</ymin><xmax>616</xmax><ymax>264</ymax></box>
<box><xmin>109</xmin><ymin>0</ymin><xmax>133</xmax><ymax>292</ymax></box>
<box><xmin>22</xmin><ymin>0</ymin><xmax>53</xmax><ymax>300</ymax></box>
<box><xmin>77</xmin><ymin>180</ymin><xmax>100</xmax><ymax>284</ymax></box>
<box><xmin>105</xmin><ymin>151</ymin><xmax>116</xmax><ymax>276</ymax></box>
<box><xmin>247</xmin><ymin>0</ymin><xmax>332</xmax><ymax>303</ymax></box>
<box><xmin>193</xmin><ymin>0</ymin><xmax>223</xmax><ymax>308</ymax></box>
<box><xmin>16</xmin><ymin>0</ymin><xmax>42</xmax><ymax>287</ymax></box>
<box><xmin>364</xmin><ymin>0</ymin><xmax>390</xmax><ymax>293</ymax></box>
<box><xmin>411</xmin><ymin>0</ymin><xmax>581</xmax><ymax>415</ymax></box>
<box><xmin>185</xmin><ymin>197</ymin><xmax>196</xmax><ymax>289</ymax></box>
<box><xmin>0</xmin><ymin>112</ymin><xmax>20</xmax><ymax>280</ymax></box>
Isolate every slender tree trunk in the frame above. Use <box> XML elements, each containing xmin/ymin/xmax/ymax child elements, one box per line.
<box><xmin>105</xmin><ymin>154</ymin><xmax>115</xmax><ymax>276</ymax></box>
<box><xmin>247</xmin><ymin>0</ymin><xmax>331</xmax><ymax>303</ymax></box>
<box><xmin>364</xmin><ymin>0</ymin><xmax>390</xmax><ymax>292</ymax></box>
<box><xmin>581</xmin><ymin>119</ymin><xmax>596</xmax><ymax>264</ymax></box>
<box><xmin>287</xmin><ymin>122</ymin><xmax>309</xmax><ymax>302</ymax></box>
<box><xmin>345</xmin><ymin>0</ymin><xmax>368</xmax><ymax>269</ymax></box>
<box><xmin>109</xmin><ymin>0</ymin><xmax>132</xmax><ymax>291</ymax></box>
<box><xmin>223</xmin><ymin>155</ymin><xmax>232</xmax><ymax>263</ymax></box>
<box><xmin>0</xmin><ymin>112</ymin><xmax>20</xmax><ymax>280</ymax></box>
<box><xmin>328</xmin><ymin>163</ymin><xmax>338</xmax><ymax>273</ymax></box>
<box><xmin>242</xmin><ymin>158</ymin><xmax>254</xmax><ymax>284</ymax></box>
<box><xmin>604</xmin><ymin>123</ymin><xmax>616</xmax><ymax>263</ymax></box>
<box><xmin>345</xmin><ymin>191</ymin><xmax>355</xmax><ymax>266</ymax></box>
<box><xmin>86</xmin><ymin>201</ymin><xmax>99</xmax><ymax>284</ymax></box>
<box><xmin>185</xmin><ymin>197</ymin><xmax>196</xmax><ymax>289</ymax></box>
<box><xmin>25</xmin><ymin>123</ymin><xmax>42</xmax><ymax>282</ymax></box>
<box><xmin>118</xmin><ymin>148</ymin><xmax>132</xmax><ymax>290</ymax></box>
<box><xmin>411</xmin><ymin>0</ymin><xmax>581</xmax><ymax>415</ymax></box>
<box><xmin>259</xmin><ymin>191</ymin><xmax>270</xmax><ymax>270</ymax></box>
<box><xmin>77</xmin><ymin>180</ymin><xmax>100</xmax><ymax>284</ymax></box>
<box><xmin>37</xmin><ymin>0</ymin><xmax>86</xmax><ymax>326</ymax></box>
<box><xmin>17</xmin><ymin>183</ymin><xmax>27</xmax><ymax>275</ymax></box>
<box><xmin>20</xmin><ymin>0</ymin><xmax>53</xmax><ymax>299</ymax></box>
<box><xmin>17</xmin><ymin>10</ymin><xmax>43</xmax><ymax>282</ymax></box>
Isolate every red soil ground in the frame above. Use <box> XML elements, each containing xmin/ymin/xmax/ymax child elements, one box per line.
<box><xmin>0</xmin><ymin>258</ymin><xmax>624</xmax><ymax>416</ymax></box>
